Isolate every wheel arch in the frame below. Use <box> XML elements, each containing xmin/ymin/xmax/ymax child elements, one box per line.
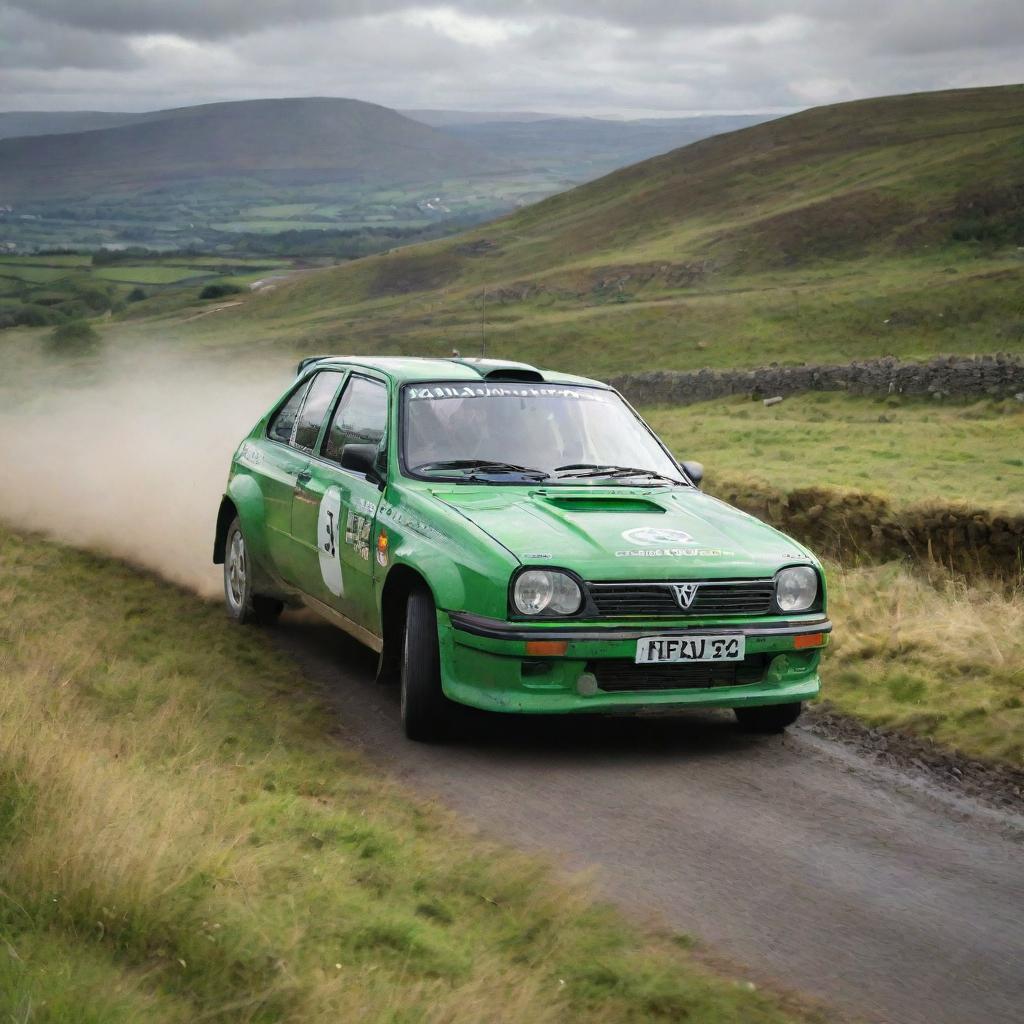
<box><xmin>213</xmin><ymin>496</ymin><xmax>237</xmax><ymax>564</ymax></box>
<box><xmin>213</xmin><ymin>474</ymin><xmax>267</xmax><ymax>565</ymax></box>
<box><xmin>378</xmin><ymin>563</ymin><xmax>434</xmax><ymax>682</ymax></box>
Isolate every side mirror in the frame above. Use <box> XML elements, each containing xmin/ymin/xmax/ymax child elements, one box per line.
<box><xmin>341</xmin><ymin>443</ymin><xmax>385</xmax><ymax>487</ymax></box>
<box><xmin>681</xmin><ymin>460</ymin><xmax>704</xmax><ymax>487</ymax></box>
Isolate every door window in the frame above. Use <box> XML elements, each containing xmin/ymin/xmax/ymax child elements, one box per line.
<box><xmin>323</xmin><ymin>376</ymin><xmax>389</xmax><ymax>463</ymax></box>
<box><xmin>293</xmin><ymin>371</ymin><xmax>344</xmax><ymax>451</ymax></box>
<box><xmin>267</xmin><ymin>380</ymin><xmax>311</xmax><ymax>444</ymax></box>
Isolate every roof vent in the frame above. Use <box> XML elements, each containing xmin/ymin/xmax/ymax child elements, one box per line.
<box><xmin>481</xmin><ymin>367</ymin><xmax>545</xmax><ymax>383</ymax></box>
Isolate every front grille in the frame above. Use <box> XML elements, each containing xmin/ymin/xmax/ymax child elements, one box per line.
<box><xmin>587</xmin><ymin>580</ymin><xmax>775</xmax><ymax>618</ymax></box>
<box><xmin>588</xmin><ymin>655</ymin><xmax>770</xmax><ymax>693</ymax></box>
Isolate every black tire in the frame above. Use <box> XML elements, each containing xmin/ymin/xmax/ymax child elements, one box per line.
<box><xmin>400</xmin><ymin>587</ymin><xmax>453</xmax><ymax>742</ymax></box>
<box><xmin>734</xmin><ymin>702</ymin><xmax>803</xmax><ymax>734</ymax></box>
<box><xmin>223</xmin><ymin>517</ymin><xmax>283</xmax><ymax>626</ymax></box>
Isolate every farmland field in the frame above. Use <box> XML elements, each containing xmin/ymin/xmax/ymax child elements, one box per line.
<box><xmin>91</xmin><ymin>265</ymin><xmax>216</xmax><ymax>284</ymax></box>
<box><xmin>0</xmin><ymin>253</ymin><xmax>321</xmax><ymax>331</ymax></box>
<box><xmin>645</xmin><ymin>393</ymin><xmax>1024</xmax><ymax>509</ymax></box>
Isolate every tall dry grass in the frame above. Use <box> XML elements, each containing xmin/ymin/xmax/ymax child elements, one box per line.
<box><xmin>825</xmin><ymin>561</ymin><xmax>1024</xmax><ymax>763</ymax></box>
<box><xmin>0</xmin><ymin>527</ymin><xmax>807</xmax><ymax>1024</ymax></box>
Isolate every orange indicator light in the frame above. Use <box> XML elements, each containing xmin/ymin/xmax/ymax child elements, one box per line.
<box><xmin>794</xmin><ymin>633</ymin><xmax>825</xmax><ymax>649</ymax></box>
<box><xmin>376</xmin><ymin>530</ymin><xmax>389</xmax><ymax>567</ymax></box>
<box><xmin>525</xmin><ymin>640</ymin><xmax>569</xmax><ymax>657</ymax></box>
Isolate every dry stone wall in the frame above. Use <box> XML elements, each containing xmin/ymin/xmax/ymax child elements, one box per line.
<box><xmin>611</xmin><ymin>355</ymin><xmax>1024</xmax><ymax>406</ymax></box>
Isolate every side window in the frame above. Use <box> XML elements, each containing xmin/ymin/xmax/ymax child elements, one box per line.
<box><xmin>292</xmin><ymin>371</ymin><xmax>344</xmax><ymax>450</ymax></box>
<box><xmin>267</xmin><ymin>380</ymin><xmax>311</xmax><ymax>444</ymax></box>
<box><xmin>323</xmin><ymin>376</ymin><xmax>388</xmax><ymax>463</ymax></box>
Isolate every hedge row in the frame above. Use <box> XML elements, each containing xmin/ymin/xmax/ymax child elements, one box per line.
<box><xmin>710</xmin><ymin>479</ymin><xmax>1023</xmax><ymax>582</ymax></box>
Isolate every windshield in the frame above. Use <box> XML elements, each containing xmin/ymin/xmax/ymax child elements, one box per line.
<box><xmin>401</xmin><ymin>382</ymin><xmax>686</xmax><ymax>484</ymax></box>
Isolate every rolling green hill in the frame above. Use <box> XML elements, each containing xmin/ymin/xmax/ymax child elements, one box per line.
<box><xmin>211</xmin><ymin>84</ymin><xmax>1024</xmax><ymax>372</ymax></box>
<box><xmin>0</xmin><ymin>98</ymin><xmax>501</xmax><ymax>201</ymax></box>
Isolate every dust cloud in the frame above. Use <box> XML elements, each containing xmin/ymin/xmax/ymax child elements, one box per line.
<box><xmin>0</xmin><ymin>346</ymin><xmax>290</xmax><ymax>598</ymax></box>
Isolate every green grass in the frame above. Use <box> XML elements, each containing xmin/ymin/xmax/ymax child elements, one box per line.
<box><xmin>240</xmin><ymin>203</ymin><xmax>320</xmax><ymax>219</ymax></box>
<box><xmin>91</xmin><ymin>265</ymin><xmax>214</xmax><ymax>284</ymax></box>
<box><xmin>0</xmin><ymin>254</ymin><xmax>91</xmax><ymax>267</ymax></box>
<box><xmin>0</xmin><ymin>255</ymin><xmax>318</xmax><ymax>332</ymax></box>
<box><xmin>645</xmin><ymin>393</ymin><xmax>1024</xmax><ymax>510</ymax></box>
<box><xmin>825</xmin><ymin>561</ymin><xmax>1024</xmax><ymax>764</ymax></box>
<box><xmin>0</xmin><ymin>264</ymin><xmax>71</xmax><ymax>283</ymax></box>
<box><xmin>0</xmin><ymin>525</ymin><xmax>815</xmax><ymax>1024</ymax></box>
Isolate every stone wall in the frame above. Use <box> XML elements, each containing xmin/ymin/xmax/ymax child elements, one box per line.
<box><xmin>610</xmin><ymin>355</ymin><xmax>1024</xmax><ymax>406</ymax></box>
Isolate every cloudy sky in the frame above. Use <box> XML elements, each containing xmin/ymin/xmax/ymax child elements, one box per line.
<box><xmin>2</xmin><ymin>1</ymin><xmax>1023</xmax><ymax>116</ymax></box>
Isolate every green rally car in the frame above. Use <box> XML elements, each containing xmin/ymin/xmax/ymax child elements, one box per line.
<box><xmin>214</xmin><ymin>356</ymin><xmax>830</xmax><ymax>741</ymax></box>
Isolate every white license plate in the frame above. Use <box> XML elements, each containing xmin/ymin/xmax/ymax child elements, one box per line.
<box><xmin>635</xmin><ymin>634</ymin><xmax>745</xmax><ymax>664</ymax></box>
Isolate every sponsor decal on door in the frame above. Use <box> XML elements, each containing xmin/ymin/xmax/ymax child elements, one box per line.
<box><xmin>318</xmin><ymin>487</ymin><xmax>344</xmax><ymax>596</ymax></box>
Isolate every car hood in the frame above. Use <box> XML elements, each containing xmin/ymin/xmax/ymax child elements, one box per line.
<box><xmin>433</xmin><ymin>485</ymin><xmax>814</xmax><ymax>581</ymax></box>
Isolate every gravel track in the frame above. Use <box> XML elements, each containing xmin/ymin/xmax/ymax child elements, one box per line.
<box><xmin>276</xmin><ymin>615</ymin><xmax>1024</xmax><ymax>1024</ymax></box>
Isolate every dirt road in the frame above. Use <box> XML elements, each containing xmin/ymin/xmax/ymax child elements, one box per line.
<box><xmin>277</xmin><ymin>616</ymin><xmax>1024</xmax><ymax>1024</ymax></box>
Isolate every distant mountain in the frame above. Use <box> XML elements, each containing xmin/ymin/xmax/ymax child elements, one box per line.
<box><xmin>423</xmin><ymin>114</ymin><xmax>769</xmax><ymax>180</ymax></box>
<box><xmin>0</xmin><ymin>98</ymin><xmax>774</xmax><ymax>252</ymax></box>
<box><xmin>400</xmin><ymin>109</ymin><xmax>561</xmax><ymax>126</ymax></box>
<box><xmin>0</xmin><ymin>110</ymin><xmax>147</xmax><ymax>140</ymax></box>
<box><xmin>0</xmin><ymin>98</ymin><xmax>501</xmax><ymax>201</ymax></box>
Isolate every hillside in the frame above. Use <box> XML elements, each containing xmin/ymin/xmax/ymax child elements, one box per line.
<box><xmin>209</xmin><ymin>84</ymin><xmax>1024</xmax><ymax>372</ymax></box>
<box><xmin>0</xmin><ymin>97</ymin><xmax>501</xmax><ymax>200</ymax></box>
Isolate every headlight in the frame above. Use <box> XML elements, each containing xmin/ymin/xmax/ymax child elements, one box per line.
<box><xmin>775</xmin><ymin>566</ymin><xmax>818</xmax><ymax>612</ymax></box>
<box><xmin>513</xmin><ymin>570</ymin><xmax>582</xmax><ymax>616</ymax></box>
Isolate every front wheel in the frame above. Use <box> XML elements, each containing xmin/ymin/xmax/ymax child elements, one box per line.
<box><xmin>223</xmin><ymin>518</ymin><xmax>283</xmax><ymax>626</ymax></box>
<box><xmin>734</xmin><ymin>702</ymin><xmax>803</xmax><ymax>734</ymax></box>
<box><xmin>400</xmin><ymin>587</ymin><xmax>454</xmax><ymax>742</ymax></box>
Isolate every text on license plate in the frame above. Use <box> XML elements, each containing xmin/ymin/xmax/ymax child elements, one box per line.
<box><xmin>635</xmin><ymin>634</ymin><xmax>745</xmax><ymax>664</ymax></box>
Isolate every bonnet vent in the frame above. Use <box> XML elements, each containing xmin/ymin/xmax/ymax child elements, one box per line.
<box><xmin>541</xmin><ymin>495</ymin><xmax>665</xmax><ymax>513</ymax></box>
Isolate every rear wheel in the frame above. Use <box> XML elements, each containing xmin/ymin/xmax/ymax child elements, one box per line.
<box><xmin>223</xmin><ymin>518</ymin><xmax>283</xmax><ymax>626</ymax></box>
<box><xmin>734</xmin><ymin>702</ymin><xmax>803</xmax><ymax>733</ymax></box>
<box><xmin>400</xmin><ymin>587</ymin><xmax>453</xmax><ymax>742</ymax></box>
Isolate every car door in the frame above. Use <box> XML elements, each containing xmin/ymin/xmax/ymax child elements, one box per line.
<box><xmin>280</xmin><ymin>368</ymin><xmax>346</xmax><ymax>587</ymax></box>
<box><xmin>290</xmin><ymin>372</ymin><xmax>389</xmax><ymax>630</ymax></box>
<box><xmin>258</xmin><ymin>376</ymin><xmax>315</xmax><ymax>579</ymax></box>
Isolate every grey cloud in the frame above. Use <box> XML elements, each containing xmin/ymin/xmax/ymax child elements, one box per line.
<box><xmin>862</xmin><ymin>1</ymin><xmax>1024</xmax><ymax>56</ymax></box>
<box><xmin>0</xmin><ymin>6</ymin><xmax>141</xmax><ymax>69</ymax></box>
<box><xmin>4</xmin><ymin>1</ymin><xmax>397</xmax><ymax>40</ymax></box>
<box><xmin>6</xmin><ymin>1</ymin><xmax>965</xmax><ymax>41</ymax></box>
<box><xmin>0</xmin><ymin>1</ymin><xmax>1021</xmax><ymax>115</ymax></box>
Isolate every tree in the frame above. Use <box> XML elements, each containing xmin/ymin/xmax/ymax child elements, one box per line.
<box><xmin>48</xmin><ymin>318</ymin><xmax>100</xmax><ymax>353</ymax></box>
<box><xmin>199</xmin><ymin>282</ymin><xmax>243</xmax><ymax>300</ymax></box>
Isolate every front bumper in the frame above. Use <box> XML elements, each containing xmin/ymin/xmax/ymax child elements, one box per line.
<box><xmin>438</xmin><ymin>611</ymin><xmax>830</xmax><ymax>714</ymax></box>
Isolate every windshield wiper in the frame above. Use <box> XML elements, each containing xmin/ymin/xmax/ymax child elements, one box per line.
<box><xmin>414</xmin><ymin>459</ymin><xmax>550</xmax><ymax>480</ymax></box>
<box><xmin>555</xmin><ymin>463</ymin><xmax>684</xmax><ymax>485</ymax></box>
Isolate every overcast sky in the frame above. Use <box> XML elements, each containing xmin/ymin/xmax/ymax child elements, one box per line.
<box><xmin>1</xmin><ymin>1</ymin><xmax>1022</xmax><ymax>117</ymax></box>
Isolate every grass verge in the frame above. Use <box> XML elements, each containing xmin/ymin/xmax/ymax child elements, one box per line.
<box><xmin>0</xmin><ymin>525</ymin><xmax>813</xmax><ymax>1024</ymax></box>
<box><xmin>644</xmin><ymin>393</ymin><xmax>1024</xmax><ymax>511</ymax></box>
<box><xmin>645</xmin><ymin>394</ymin><xmax>1024</xmax><ymax>581</ymax></box>
<box><xmin>823</xmin><ymin>562</ymin><xmax>1024</xmax><ymax>766</ymax></box>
